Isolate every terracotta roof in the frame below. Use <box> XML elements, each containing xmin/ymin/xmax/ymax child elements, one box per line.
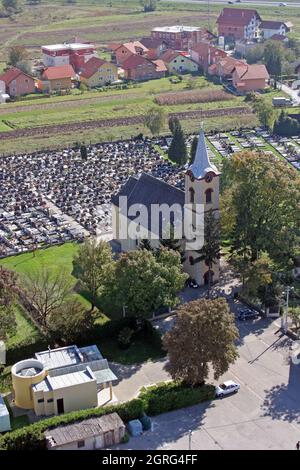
<box><xmin>210</xmin><ymin>56</ymin><xmax>245</xmax><ymax>76</ymax></box>
<box><xmin>80</xmin><ymin>57</ymin><xmax>108</xmax><ymax>79</ymax></box>
<box><xmin>152</xmin><ymin>59</ymin><xmax>168</xmax><ymax>73</ymax></box>
<box><xmin>107</xmin><ymin>42</ymin><xmax>122</xmax><ymax>51</ymax></box>
<box><xmin>261</xmin><ymin>20</ymin><xmax>287</xmax><ymax>29</ymax></box>
<box><xmin>140</xmin><ymin>37</ymin><xmax>167</xmax><ymax>49</ymax></box>
<box><xmin>121</xmin><ymin>54</ymin><xmax>150</xmax><ymax>70</ymax></box>
<box><xmin>191</xmin><ymin>42</ymin><xmax>227</xmax><ymax>58</ymax></box>
<box><xmin>234</xmin><ymin>63</ymin><xmax>269</xmax><ymax>80</ymax></box>
<box><xmin>217</xmin><ymin>7</ymin><xmax>261</xmax><ymax>26</ymax></box>
<box><xmin>42</xmin><ymin>65</ymin><xmax>75</xmax><ymax>80</ymax></box>
<box><xmin>116</xmin><ymin>41</ymin><xmax>148</xmax><ymax>55</ymax></box>
<box><xmin>160</xmin><ymin>49</ymin><xmax>181</xmax><ymax>63</ymax></box>
<box><xmin>0</xmin><ymin>67</ymin><xmax>34</xmax><ymax>84</ymax></box>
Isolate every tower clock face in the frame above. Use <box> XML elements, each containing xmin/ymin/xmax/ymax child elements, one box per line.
<box><xmin>205</xmin><ymin>173</ymin><xmax>213</xmax><ymax>183</ymax></box>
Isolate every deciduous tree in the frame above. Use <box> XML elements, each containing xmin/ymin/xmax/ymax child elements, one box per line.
<box><xmin>144</xmin><ymin>106</ymin><xmax>166</xmax><ymax>136</ymax></box>
<box><xmin>48</xmin><ymin>298</ymin><xmax>93</xmax><ymax>343</ymax></box>
<box><xmin>163</xmin><ymin>298</ymin><xmax>239</xmax><ymax>385</ymax></box>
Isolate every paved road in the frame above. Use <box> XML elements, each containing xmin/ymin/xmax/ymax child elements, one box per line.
<box><xmin>280</xmin><ymin>82</ymin><xmax>300</xmax><ymax>105</ymax></box>
<box><xmin>114</xmin><ymin>314</ymin><xmax>300</xmax><ymax>450</ymax></box>
<box><xmin>162</xmin><ymin>0</ymin><xmax>300</xmax><ymax>8</ymax></box>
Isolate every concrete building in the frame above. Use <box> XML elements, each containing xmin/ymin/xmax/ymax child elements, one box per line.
<box><xmin>151</xmin><ymin>26</ymin><xmax>213</xmax><ymax>51</ymax></box>
<box><xmin>11</xmin><ymin>345</ymin><xmax>117</xmax><ymax>417</ymax></box>
<box><xmin>217</xmin><ymin>8</ymin><xmax>261</xmax><ymax>41</ymax></box>
<box><xmin>45</xmin><ymin>413</ymin><xmax>125</xmax><ymax>450</ymax></box>
<box><xmin>112</xmin><ymin>126</ymin><xmax>221</xmax><ymax>286</ymax></box>
<box><xmin>260</xmin><ymin>20</ymin><xmax>292</xmax><ymax>40</ymax></box>
<box><xmin>122</xmin><ymin>54</ymin><xmax>167</xmax><ymax>81</ymax></box>
<box><xmin>232</xmin><ymin>63</ymin><xmax>269</xmax><ymax>93</ymax></box>
<box><xmin>190</xmin><ymin>43</ymin><xmax>227</xmax><ymax>73</ymax></box>
<box><xmin>42</xmin><ymin>43</ymin><xmax>96</xmax><ymax>71</ymax></box>
<box><xmin>0</xmin><ymin>394</ymin><xmax>11</xmax><ymax>432</ymax></box>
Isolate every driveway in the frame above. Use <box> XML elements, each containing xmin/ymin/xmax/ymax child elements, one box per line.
<box><xmin>279</xmin><ymin>83</ymin><xmax>300</xmax><ymax>105</ymax></box>
<box><xmin>115</xmin><ymin>318</ymin><xmax>300</xmax><ymax>450</ymax></box>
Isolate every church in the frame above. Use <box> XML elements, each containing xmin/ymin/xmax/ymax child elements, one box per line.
<box><xmin>111</xmin><ymin>126</ymin><xmax>221</xmax><ymax>286</ymax></box>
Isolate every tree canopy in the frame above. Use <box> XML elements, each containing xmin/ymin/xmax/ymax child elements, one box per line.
<box><xmin>163</xmin><ymin>298</ymin><xmax>239</xmax><ymax>385</ymax></box>
<box><xmin>144</xmin><ymin>106</ymin><xmax>166</xmax><ymax>136</ymax></box>
<box><xmin>168</xmin><ymin>119</ymin><xmax>187</xmax><ymax>165</ymax></box>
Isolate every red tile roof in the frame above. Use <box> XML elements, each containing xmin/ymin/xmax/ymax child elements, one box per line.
<box><xmin>160</xmin><ymin>49</ymin><xmax>182</xmax><ymax>63</ymax></box>
<box><xmin>261</xmin><ymin>20</ymin><xmax>287</xmax><ymax>29</ymax></box>
<box><xmin>0</xmin><ymin>67</ymin><xmax>34</xmax><ymax>84</ymax></box>
<box><xmin>152</xmin><ymin>59</ymin><xmax>168</xmax><ymax>73</ymax></box>
<box><xmin>116</xmin><ymin>41</ymin><xmax>148</xmax><ymax>55</ymax></box>
<box><xmin>42</xmin><ymin>65</ymin><xmax>75</xmax><ymax>81</ymax></box>
<box><xmin>79</xmin><ymin>57</ymin><xmax>107</xmax><ymax>79</ymax></box>
<box><xmin>269</xmin><ymin>34</ymin><xmax>288</xmax><ymax>41</ymax></box>
<box><xmin>217</xmin><ymin>7</ymin><xmax>261</xmax><ymax>26</ymax></box>
<box><xmin>140</xmin><ymin>37</ymin><xmax>167</xmax><ymax>49</ymax></box>
<box><xmin>122</xmin><ymin>54</ymin><xmax>166</xmax><ymax>73</ymax></box>
<box><xmin>234</xmin><ymin>63</ymin><xmax>269</xmax><ymax>80</ymax></box>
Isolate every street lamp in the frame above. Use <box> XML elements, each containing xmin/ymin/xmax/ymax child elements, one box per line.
<box><xmin>188</xmin><ymin>430</ymin><xmax>193</xmax><ymax>450</ymax></box>
<box><xmin>281</xmin><ymin>286</ymin><xmax>294</xmax><ymax>334</ymax></box>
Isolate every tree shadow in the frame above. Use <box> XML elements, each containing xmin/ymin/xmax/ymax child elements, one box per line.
<box><xmin>261</xmin><ymin>362</ymin><xmax>300</xmax><ymax>423</ymax></box>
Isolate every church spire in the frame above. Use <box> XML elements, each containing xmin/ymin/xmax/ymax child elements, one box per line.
<box><xmin>188</xmin><ymin>123</ymin><xmax>220</xmax><ymax>179</ymax></box>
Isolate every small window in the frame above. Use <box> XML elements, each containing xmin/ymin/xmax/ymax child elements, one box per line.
<box><xmin>77</xmin><ymin>440</ymin><xmax>85</xmax><ymax>448</ymax></box>
<box><xmin>205</xmin><ymin>188</ymin><xmax>213</xmax><ymax>204</ymax></box>
<box><xmin>47</xmin><ymin>398</ymin><xmax>54</xmax><ymax>403</ymax></box>
<box><xmin>189</xmin><ymin>187</ymin><xmax>195</xmax><ymax>203</ymax></box>
<box><xmin>37</xmin><ymin>398</ymin><xmax>44</xmax><ymax>403</ymax></box>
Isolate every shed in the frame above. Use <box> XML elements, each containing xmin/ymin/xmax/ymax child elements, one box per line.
<box><xmin>45</xmin><ymin>412</ymin><xmax>125</xmax><ymax>450</ymax></box>
<box><xmin>0</xmin><ymin>394</ymin><xmax>11</xmax><ymax>432</ymax></box>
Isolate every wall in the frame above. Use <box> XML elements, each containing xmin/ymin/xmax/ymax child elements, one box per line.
<box><xmin>48</xmin><ymin>425</ymin><xmax>125</xmax><ymax>450</ymax></box>
<box><xmin>8</xmin><ymin>75</ymin><xmax>35</xmax><ymax>97</ymax></box>
<box><xmin>82</xmin><ymin>65</ymin><xmax>118</xmax><ymax>88</ymax></box>
<box><xmin>168</xmin><ymin>57</ymin><xmax>198</xmax><ymax>73</ymax></box>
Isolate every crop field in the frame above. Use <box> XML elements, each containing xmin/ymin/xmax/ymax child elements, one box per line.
<box><xmin>154</xmin><ymin>89</ymin><xmax>233</xmax><ymax>106</ymax></box>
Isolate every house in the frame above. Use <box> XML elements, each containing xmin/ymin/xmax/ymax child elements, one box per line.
<box><xmin>79</xmin><ymin>57</ymin><xmax>118</xmax><ymax>87</ymax></box>
<box><xmin>151</xmin><ymin>26</ymin><xmax>214</xmax><ymax>51</ymax></box>
<box><xmin>0</xmin><ymin>80</ymin><xmax>9</xmax><ymax>103</ymax></box>
<box><xmin>139</xmin><ymin>37</ymin><xmax>168</xmax><ymax>60</ymax></box>
<box><xmin>111</xmin><ymin>41</ymin><xmax>149</xmax><ymax>66</ymax></box>
<box><xmin>232</xmin><ymin>63</ymin><xmax>269</xmax><ymax>92</ymax></box>
<box><xmin>45</xmin><ymin>413</ymin><xmax>125</xmax><ymax>450</ymax></box>
<box><xmin>190</xmin><ymin>43</ymin><xmax>227</xmax><ymax>72</ymax></box>
<box><xmin>42</xmin><ymin>43</ymin><xmax>96</xmax><ymax>71</ymax></box>
<box><xmin>122</xmin><ymin>54</ymin><xmax>167</xmax><ymax>81</ymax></box>
<box><xmin>0</xmin><ymin>394</ymin><xmax>11</xmax><ymax>432</ymax></box>
<box><xmin>0</xmin><ymin>67</ymin><xmax>35</xmax><ymax>97</ymax></box>
<box><xmin>160</xmin><ymin>50</ymin><xmax>198</xmax><ymax>73</ymax></box>
<box><xmin>261</xmin><ymin>20</ymin><xmax>292</xmax><ymax>40</ymax></box>
<box><xmin>39</xmin><ymin>64</ymin><xmax>75</xmax><ymax>92</ymax></box>
<box><xmin>217</xmin><ymin>8</ymin><xmax>261</xmax><ymax>41</ymax></box>
<box><xmin>208</xmin><ymin>55</ymin><xmax>246</xmax><ymax>80</ymax></box>
<box><xmin>11</xmin><ymin>344</ymin><xmax>117</xmax><ymax>416</ymax></box>
<box><xmin>112</xmin><ymin>126</ymin><xmax>221</xmax><ymax>286</ymax></box>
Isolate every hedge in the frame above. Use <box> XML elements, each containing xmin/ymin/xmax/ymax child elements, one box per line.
<box><xmin>0</xmin><ymin>399</ymin><xmax>144</xmax><ymax>451</ymax></box>
<box><xmin>139</xmin><ymin>382</ymin><xmax>216</xmax><ymax>416</ymax></box>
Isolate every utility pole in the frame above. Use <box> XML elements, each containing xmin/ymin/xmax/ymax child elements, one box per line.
<box><xmin>281</xmin><ymin>286</ymin><xmax>293</xmax><ymax>334</ymax></box>
<box><xmin>188</xmin><ymin>430</ymin><xmax>193</xmax><ymax>450</ymax></box>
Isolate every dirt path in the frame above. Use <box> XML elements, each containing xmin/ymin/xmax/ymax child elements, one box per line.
<box><xmin>0</xmin><ymin>107</ymin><xmax>252</xmax><ymax>141</ymax></box>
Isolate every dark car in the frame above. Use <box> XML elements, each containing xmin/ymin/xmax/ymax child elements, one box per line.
<box><xmin>238</xmin><ymin>308</ymin><xmax>259</xmax><ymax>321</ymax></box>
<box><xmin>186</xmin><ymin>278</ymin><xmax>199</xmax><ymax>289</ymax></box>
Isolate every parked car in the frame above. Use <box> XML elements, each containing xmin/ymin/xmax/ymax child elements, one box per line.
<box><xmin>186</xmin><ymin>278</ymin><xmax>199</xmax><ymax>289</ymax></box>
<box><xmin>238</xmin><ymin>308</ymin><xmax>259</xmax><ymax>321</ymax></box>
<box><xmin>215</xmin><ymin>380</ymin><xmax>240</xmax><ymax>398</ymax></box>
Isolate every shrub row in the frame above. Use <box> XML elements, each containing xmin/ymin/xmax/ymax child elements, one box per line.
<box><xmin>0</xmin><ymin>399</ymin><xmax>144</xmax><ymax>450</ymax></box>
<box><xmin>139</xmin><ymin>382</ymin><xmax>216</xmax><ymax>416</ymax></box>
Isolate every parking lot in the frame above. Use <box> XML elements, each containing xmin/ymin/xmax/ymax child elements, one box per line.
<box><xmin>117</xmin><ymin>313</ymin><xmax>300</xmax><ymax>450</ymax></box>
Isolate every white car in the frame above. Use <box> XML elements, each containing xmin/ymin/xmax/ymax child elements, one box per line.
<box><xmin>279</xmin><ymin>2</ymin><xmax>287</xmax><ymax>6</ymax></box>
<box><xmin>215</xmin><ymin>380</ymin><xmax>240</xmax><ymax>398</ymax></box>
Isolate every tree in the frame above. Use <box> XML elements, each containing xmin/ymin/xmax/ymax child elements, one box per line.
<box><xmin>8</xmin><ymin>46</ymin><xmax>29</xmax><ymax>67</ymax></box>
<box><xmin>273</xmin><ymin>110</ymin><xmax>300</xmax><ymax>137</ymax></box>
<box><xmin>140</xmin><ymin>0</ymin><xmax>158</xmax><ymax>12</ymax></box>
<box><xmin>47</xmin><ymin>298</ymin><xmax>93</xmax><ymax>343</ymax></box>
<box><xmin>2</xmin><ymin>0</ymin><xmax>18</xmax><ymax>12</ymax></box>
<box><xmin>168</xmin><ymin>120</ymin><xmax>187</xmax><ymax>165</ymax></box>
<box><xmin>253</xmin><ymin>97</ymin><xmax>277</xmax><ymax>129</ymax></box>
<box><xmin>194</xmin><ymin>210</ymin><xmax>221</xmax><ymax>298</ymax></box>
<box><xmin>73</xmin><ymin>239</ymin><xmax>114</xmax><ymax>311</ymax></box>
<box><xmin>160</xmin><ymin>224</ymin><xmax>185</xmax><ymax>263</ymax></box>
<box><xmin>245</xmin><ymin>44</ymin><xmax>264</xmax><ymax>64</ymax></box>
<box><xmin>290</xmin><ymin>307</ymin><xmax>300</xmax><ymax>332</ymax></box>
<box><xmin>190</xmin><ymin>136</ymin><xmax>198</xmax><ymax>164</ymax></box>
<box><xmin>22</xmin><ymin>267</ymin><xmax>72</xmax><ymax>330</ymax></box>
<box><xmin>15</xmin><ymin>61</ymin><xmax>32</xmax><ymax>75</ymax></box>
<box><xmin>139</xmin><ymin>239</ymin><xmax>153</xmax><ymax>251</ymax></box>
<box><xmin>0</xmin><ymin>268</ymin><xmax>17</xmax><ymax>339</ymax></box>
<box><xmin>112</xmin><ymin>249</ymin><xmax>187</xmax><ymax>317</ymax></box>
<box><xmin>221</xmin><ymin>152</ymin><xmax>300</xmax><ymax>269</ymax></box>
<box><xmin>263</xmin><ymin>41</ymin><xmax>284</xmax><ymax>79</ymax></box>
<box><xmin>163</xmin><ymin>298</ymin><xmax>239</xmax><ymax>386</ymax></box>
<box><xmin>80</xmin><ymin>144</ymin><xmax>88</xmax><ymax>160</ymax></box>
<box><xmin>144</xmin><ymin>106</ymin><xmax>166</xmax><ymax>136</ymax></box>
<box><xmin>168</xmin><ymin>116</ymin><xmax>180</xmax><ymax>135</ymax></box>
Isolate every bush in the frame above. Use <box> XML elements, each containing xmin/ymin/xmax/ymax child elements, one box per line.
<box><xmin>118</xmin><ymin>327</ymin><xmax>134</xmax><ymax>349</ymax></box>
<box><xmin>121</xmin><ymin>431</ymin><xmax>130</xmax><ymax>443</ymax></box>
<box><xmin>0</xmin><ymin>398</ymin><xmax>144</xmax><ymax>450</ymax></box>
<box><xmin>139</xmin><ymin>381</ymin><xmax>215</xmax><ymax>416</ymax></box>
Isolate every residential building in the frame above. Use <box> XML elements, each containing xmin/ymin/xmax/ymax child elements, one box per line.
<box><xmin>11</xmin><ymin>344</ymin><xmax>117</xmax><ymax>416</ymax></box>
<box><xmin>160</xmin><ymin>50</ymin><xmax>198</xmax><ymax>73</ymax></box>
<box><xmin>190</xmin><ymin>43</ymin><xmax>227</xmax><ymax>72</ymax></box>
<box><xmin>111</xmin><ymin>41</ymin><xmax>149</xmax><ymax>66</ymax></box>
<box><xmin>217</xmin><ymin>8</ymin><xmax>261</xmax><ymax>41</ymax></box>
<box><xmin>208</xmin><ymin>55</ymin><xmax>246</xmax><ymax>80</ymax></box>
<box><xmin>0</xmin><ymin>80</ymin><xmax>9</xmax><ymax>103</ymax></box>
<box><xmin>232</xmin><ymin>63</ymin><xmax>269</xmax><ymax>92</ymax></box>
<box><xmin>45</xmin><ymin>413</ymin><xmax>125</xmax><ymax>450</ymax></box>
<box><xmin>0</xmin><ymin>67</ymin><xmax>35</xmax><ymax>97</ymax></box>
<box><xmin>112</xmin><ymin>126</ymin><xmax>221</xmax><ymax>286</ymax></box>
<box><xmin>139</xmin><ymin>37</ymin><xmax>168</xmax><ymax>60</ymax></box>
<box><xmin>122</xmin><ymin>54</ymin><xmax>167</xmax><ymax>81</ymax></box>
<box><xmin>261</xmin><ymin>20</ymin><xmax>292</xmax><ymax>40</ymax></box>
<box><xmin>151</xmin><ymin>26</ymin><xmax>214</xmax><ymax>51</ymax></box>
<box><xmin>42</xmin><ymin>43</ymin><xmax>96</xmax><ymax>71</ymax></box>
<box><xmin>38</xmin><ymin>64</ymin><xmax>75</xmax><ymax>92</ymax></box>
<box><xmin>79</xmin><ymin>57</ymin><xmax>118</xmax><ymax>87</ymax></box>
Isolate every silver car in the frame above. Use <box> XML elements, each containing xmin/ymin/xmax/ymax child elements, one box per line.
<box><xmin>215</xmin><ymin>380</ymin><xmax>240</xmax><ymax>398</ymax></box>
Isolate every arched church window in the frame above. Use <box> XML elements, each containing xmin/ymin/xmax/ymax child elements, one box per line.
<box><xmin>189</xmin><ymin>187</ymin><xmax>195</xmax><ymax>203</ymax></box>
<box><xmin>205</xmin><ymin>188</ymin><xmax>213</xmax><ymax>204</ymax></box>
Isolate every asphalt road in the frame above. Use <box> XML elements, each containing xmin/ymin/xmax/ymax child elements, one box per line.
<box><xmin>162</xmin><ymin>0</ymin><xmax>300</xmax><ymax>8</ymax></box>
<box><xmin>116</xmin><ymin>315</ymin><xmax>300</xmax><ymax>450</ymax></box>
